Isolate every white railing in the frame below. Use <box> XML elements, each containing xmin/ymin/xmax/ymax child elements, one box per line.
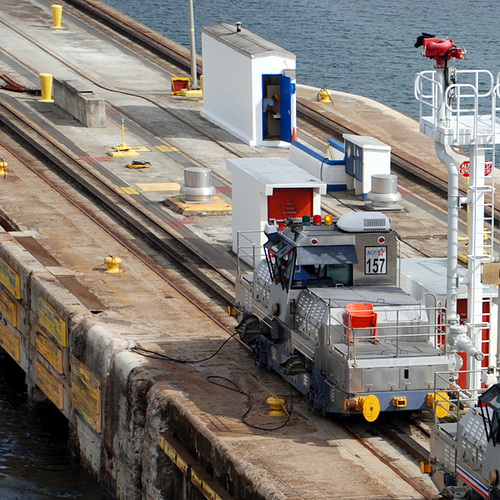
<box><xmin>414</xmin><ymin>69</ymin><xmax>443</xmax><ymax>121</ymax></box>
<box><xmin>296</xmin><ymin>295</ymin><xmax>448</xmax><ymax>359</ymax></box>
<box><xmin>415</xmin><ymin>69</ymin><xmax>496</xmax><ymax>145</ymax></box>
<box><xmin>236</xmin><ymin>230</ymin><xmax>265</xmax><ymax>273</ymax></box>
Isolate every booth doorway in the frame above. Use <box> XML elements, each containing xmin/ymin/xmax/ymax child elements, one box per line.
<box><xmin>262</xmin><ymin>74</ymin><xmax>293</xmax><ymax>142</ymax></box>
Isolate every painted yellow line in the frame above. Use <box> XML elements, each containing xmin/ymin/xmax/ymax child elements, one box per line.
<box><xmin>116</xmin><ymin>187</ymin><xmax>140</xmax><ymax>195</ymax></box>
<box><xmin>155</xmin><ymin>145</ymin><xmax>179</xmax><ymax>152</ymax></box>
<box><xmin>136</xmin><ymin>182</ymin><xmax>181</xmax><ymax>192</ymax></box>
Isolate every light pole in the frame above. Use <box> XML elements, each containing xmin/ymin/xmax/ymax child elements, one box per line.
<box><xmin>188</xmin><ymin>0</ymin><xmax>199</xmax><ymax>89</ymax></box>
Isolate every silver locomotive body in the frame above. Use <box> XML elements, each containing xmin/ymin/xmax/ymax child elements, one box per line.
<box><xmin>428</xmin><ymin>382</ymin><xmax>500</xmax><ymax>500</ymax></box>
<box><xmin>235</xmin><ymin>213</ymin><xmax>451</xmax><ymax>421</ymax></box>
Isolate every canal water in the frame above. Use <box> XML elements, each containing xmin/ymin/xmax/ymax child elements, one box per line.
<box><xmin>0</xmin><ymin>352</ymin><xmax>106</xmax><ymax>499</ymax></box>
<box><xmin>104</xmin><ymin>0</ymin><xmax>500</xmax><ymax>119</ymax></box>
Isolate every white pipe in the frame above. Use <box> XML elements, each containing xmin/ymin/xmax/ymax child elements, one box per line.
<box><xmin>188</xmin><ymin>0</ymin><xmax>199</xmax><ymax>89</ymax></box>
<box><xmin>435</xmin><ymin>142</ymin><xmax>461</xmax><ymax>325</ymax></box>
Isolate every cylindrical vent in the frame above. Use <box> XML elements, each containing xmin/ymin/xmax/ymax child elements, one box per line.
<box><xmin>366</xmin><ymin>174</ymin><xmax>402</xmax><ymax>209</ymax></box>
<box><xmin>180</xmin><ymin>167</ymin><xmax>216</xmax><ymax>202</ymax></box>
<box><xmin>371</xmin><ymin>174</ymin><xmax>398</xmax><ymax>194</ymax></box>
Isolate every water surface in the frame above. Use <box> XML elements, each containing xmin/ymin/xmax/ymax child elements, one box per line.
<box><xmin>104</xmin><ymin>0</ymin><xmax>500</xmax><ymax>118</ymax></box>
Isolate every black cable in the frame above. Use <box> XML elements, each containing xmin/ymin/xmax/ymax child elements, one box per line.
<box><xmin>207</xmin><ymin>375</ymin><xmax>293</xmax><ymax>431</ymax></box>
<box><xmin>131</xmin><ymin>335</ymin><xmax>294</xmax><ymax>431</ymax></box>
<box><xmin>130</xmin><ymin>331</ymin><xmax>240</xmax><ymax>364</ymax></box>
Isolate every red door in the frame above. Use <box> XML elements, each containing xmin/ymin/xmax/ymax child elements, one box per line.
<box><xmin>268</xmin><ymin>188</ymin><xmax>313</xmax><ymax>226</ymax></box>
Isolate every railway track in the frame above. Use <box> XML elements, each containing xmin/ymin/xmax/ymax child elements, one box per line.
<box><xmin>337</xmin><ymin>415</ymin><xmax>436</xmax><ymax>499</ymax></box>
<box><xmin>0</xmin><ymin>2</ymin><xmax>445</xmax><ymax>497</ymax></box>
<box><xmin>0</xmin><ymin>98</ymin><xmax>236</xmax><ymax>329</ymax></box>
<box><xmin>63</xmin><ymin>0</ymin><xmax>463</xmax><ymax>209</ymax></box>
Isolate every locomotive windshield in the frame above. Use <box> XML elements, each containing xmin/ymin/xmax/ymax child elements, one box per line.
<box><xmin>479</xmin><ymin>383</ymin><xmax>500</xmax><ymax>446</ymax></box>
<box><xmin>264</xmin><ymin>243</ymin><xmax>355</xmax><ymax>290</ymax></box>
<box><xmin>293</xmin><ymin>244</ymin><xmax>356</xmax><ymax>288</ymax></box>
<box><xmin>293</xmin><ymin>264</ymin><xmax>352</xmax><ymax>288</ymax></box>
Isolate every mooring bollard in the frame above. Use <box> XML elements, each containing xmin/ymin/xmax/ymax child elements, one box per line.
<box><xmin>51</xmin><ymin>4</ymin><xmax>63</xmax><ymax>29</ymax></box>
<box><xmin>38</xmin><ymin>73</ymin><xmax>54</xmax><ymax>102</ymax></box>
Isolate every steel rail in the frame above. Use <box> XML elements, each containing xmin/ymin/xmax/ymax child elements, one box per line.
<box><xmin>338</xmin><ymin>419</ymin><xmax>436</xmax><ymax>500</ymax></box>
<box><xmin>0</xmin><ymin>98</ymin><xmax>236</xmax><ymax>313</ymax></box>
<box><xmin>62</xmin><ymin>0</ymin><xmax>458</xmax><ymax>206</ymax></box>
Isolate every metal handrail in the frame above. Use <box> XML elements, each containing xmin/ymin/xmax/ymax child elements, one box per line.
<box><xmin>236</xmin><ymin>230</ymin><xmax>265</xmax><ymax>273</ymax></box>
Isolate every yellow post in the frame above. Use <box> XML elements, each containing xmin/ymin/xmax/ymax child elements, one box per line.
<box><xmin>105</xmin><ymin>255</ymin><xmax>123</xmax><ymax>275</ymax></box>
<box><xmin>51</xmin><ymin>4</ymin><xmax>63</xmax><ymax>29</ymax></box>
<box><xmin>0</xmin><ymin>159</ymin><xmax>8</xmax><ymax>177</ymax></box>
<box><xmin>39</xmin><ymin>73</ymin><xmax>54</xmax><ymax>102</ymax></box>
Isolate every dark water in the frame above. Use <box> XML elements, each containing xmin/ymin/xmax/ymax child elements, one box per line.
<box><xmin>104</xmin><ymin>0</ymin><xmax>500</xmax><ymax>119</ymax></box>
<box><xmin>0</xmin><ymin>352</ymin><xmax>106</xmax><ymax>499</ymax></box>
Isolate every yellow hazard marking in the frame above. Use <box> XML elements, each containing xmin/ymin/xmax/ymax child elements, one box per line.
<box><xmin>155</xmin><ymin>145</ymin><xmax>179</xmax><ymax>152</ymax></box>
<box><xmin>71</xmin><ymin>355</ymin><xmax>102</xmax><ymax>433</ymax></box>
<box><xmin>136</xmin><ymin>182</ymin><xmax>181</xmax><ymax>192</ymax></box>
<box><xmin>116</xmin><ymin>187</ymin><xmax>140</xmax><ymax>195</ymax></box>
<box><xmin>36</xmin><ymin>328</ymin><xmax>64</xmax><ymax>374</ymax></box>
<box><xmin>0</xmin><ymin>289</ymin><xmax>18</xmax><ymax>327</ymax></box>
<box><xmin>0</xmin><ymin>256</ymin><xmax>21</xmax><ymax>299</ymax></box>
<box><xmin>39</xmin><ymin>298</ymin><xmax>68</xmax><ymax>347</ymax></box>
<box><xmin>36</xmin><ymin>359</ymin><xmax>65</xmax><ymax>410</ymax></box>
<box><xmin>167</xmin><ymin>195</ymin><xmax>232</xmax><ymax>214</ymax></box>
<box><xmin>0</xmin><ymin>323</ymin><xmax>21</xmax><ymax>362</ymax></box>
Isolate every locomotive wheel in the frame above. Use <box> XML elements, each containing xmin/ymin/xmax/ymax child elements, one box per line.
<box><xmin>236</xmin><ymin>315</ymin><xmax>262</xmax><ymax>344</ymax></box>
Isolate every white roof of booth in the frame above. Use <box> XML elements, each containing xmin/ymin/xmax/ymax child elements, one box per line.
<box><xmin>202</xmin><ymin>23</ymin><xmax>295</xmax><ymax>60</ymax></box>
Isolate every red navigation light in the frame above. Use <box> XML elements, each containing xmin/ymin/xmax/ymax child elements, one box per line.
<box><xmin>422</xmin><ymin>38</ymin><xmax>465</xmax><ymax>68</ymax></box>
<box><xmin>313</xmin><ymin>215</ymin><xmax>322</xmax><ymax>226</ymax></box>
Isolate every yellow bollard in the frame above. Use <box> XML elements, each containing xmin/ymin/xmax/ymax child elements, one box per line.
<box><xmin>0</xmin><ymin>159</ymin><xmax>8</xmax><ymax>177</ymax></box>
<box><xmin>51</xmin><ymin>4</ymin><xmax>63</xmax><ymax>30</ymax></box>
<box><xmin>317</xmin><ymin>88</ymin><xmax>332</xmax><ymax>103</ymax></box>
<box><xmin>105</xmin><ymin>255</ymin><xmax>123</xmax><ymax>275</ymax></box>
<box><xmin>265</xmin><ymin>395</ymin><xmax>288</xmax><ymax>417</ymax></box>
<box><xmin>39</xmin><ymin>73</ymin><xmax>54</xmax><ymax>102</ymax></box>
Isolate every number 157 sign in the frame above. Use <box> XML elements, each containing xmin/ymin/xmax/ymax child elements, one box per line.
<box><xmin>365</xmin><ymin>247</ymin><xmax>387</xmax><ymax>275</ymax></box>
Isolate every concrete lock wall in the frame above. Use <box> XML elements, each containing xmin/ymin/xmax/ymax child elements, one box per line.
<box><xmin>0</xmin><ymin>234</ymin><xmax>118</xmax><ymax>495</ymax></box>
<box><xmin>53</xmin><ymin>79</ymin><xmax>106</xmax><ymax>128</ymax></box>
<box><xmin>0</xmin><ymin>234</ymin><xmax>268</xmax><ymax>499</ymax></box>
